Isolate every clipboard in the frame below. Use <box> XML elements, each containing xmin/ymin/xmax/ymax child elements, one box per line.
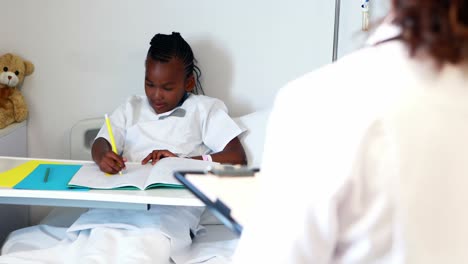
<box><xmin>174</xmin><ymin>169</ymin><xmax>258</xmax><ymax>236</ymax></box>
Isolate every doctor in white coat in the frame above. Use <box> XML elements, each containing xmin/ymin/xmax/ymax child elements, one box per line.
<box><xmin>233</xmin><ymin>0</ymin><xmax>468</xmax><ymax>263</ymax></box>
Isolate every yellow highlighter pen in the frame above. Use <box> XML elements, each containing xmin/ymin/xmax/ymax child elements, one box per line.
<box><xmin>105</xmin><ymin>114</ymin><xmax>122</xmax><ymax>175</ymax></box>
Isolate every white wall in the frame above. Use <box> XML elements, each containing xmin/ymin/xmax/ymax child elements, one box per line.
<box><xmin>0</xmin><ymin>0</ymin><xmax>335</xmax><ymax>159</ymax></box>
<box><xmin>337</xmin><ymin>0</ymin><xmax>391</xmax><ymax>59</ymax></box>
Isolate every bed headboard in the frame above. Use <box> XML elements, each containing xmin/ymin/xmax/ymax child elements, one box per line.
<box><xmin>70</xmin><ymin>118</ymin><xmax>104</xmax><ymax>160</ymax></box>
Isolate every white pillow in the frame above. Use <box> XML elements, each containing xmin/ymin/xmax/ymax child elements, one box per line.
<box><xmin>234</xmin><ymin>108</ymin><xmax>271</xmax><ymax>168</ymax></box>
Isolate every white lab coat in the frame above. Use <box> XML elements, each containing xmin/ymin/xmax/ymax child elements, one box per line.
<box><xmin>233</xmin><ymin>37</ymin><xmax>468</xmax><ymax>263</ymax></box>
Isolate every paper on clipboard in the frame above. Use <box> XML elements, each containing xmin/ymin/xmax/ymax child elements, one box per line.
<box><xmin>185</xmin><ymin>172</ymin><xmax>259</xmax><ymax>227</ymax></box>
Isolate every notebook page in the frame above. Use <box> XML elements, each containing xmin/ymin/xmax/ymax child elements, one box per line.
<box><xmin>68</xmin><ymin>162</ymin><xmax>150</xmax><ymax>190</ymax></box>
<box><xmin>144</xmin><ymin>157</ymin><xmax>217</xmax><ymax>189</ymax></box>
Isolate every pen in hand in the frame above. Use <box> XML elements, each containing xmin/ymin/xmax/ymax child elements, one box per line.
<box><xmin>105</xmin><ymin>113</ymin><xmax>123</xmax><ymax>175</ymax></box>
<box><xmin>43</xmin><ymin>167</ymin><xmax>50</xmax><ymax>183</ymax></box>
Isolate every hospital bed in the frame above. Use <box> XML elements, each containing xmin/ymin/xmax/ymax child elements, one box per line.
<box><xmin>0</xmin><ymin>109</ymin><xmax>270</xmax><ymax>263</ymax></box>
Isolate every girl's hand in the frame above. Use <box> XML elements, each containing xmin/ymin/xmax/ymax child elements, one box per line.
<box><xmin>142</xmin><ymin>149</ymin><xmax>177</xmax><ymax>165</ymax></box>
<box><xmin>97</xmin><ymin>151</ymin><xmax>127</xmax><ymax>174</ymax></box>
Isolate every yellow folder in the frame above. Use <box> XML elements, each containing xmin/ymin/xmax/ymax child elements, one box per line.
<box><xmin>0</xmin><ymin>160</ymin><xmax>61</xmax><ymax>187</ymax></box>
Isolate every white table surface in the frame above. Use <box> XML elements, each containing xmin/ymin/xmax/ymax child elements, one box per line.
<box><xmin>0</xmin><ymin>156</ymin><xmax>203</xmax><ymax>210</ymax></box>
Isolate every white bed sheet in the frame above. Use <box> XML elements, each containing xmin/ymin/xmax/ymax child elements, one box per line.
<box><xmin>0</xmin><ymin>208</ymin><xmax>239</xmax><ymax>264</ymax></box>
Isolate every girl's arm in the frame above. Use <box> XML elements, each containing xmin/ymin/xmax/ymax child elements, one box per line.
<box><xmin>142</xmin><ymin>137</ymin><xmax>247</xmax><ymax>165</ymax></box>
<box><xmin>193</xmin><ymin>137</ymin><xmax>247</xmax><ymax>165</ymax></box>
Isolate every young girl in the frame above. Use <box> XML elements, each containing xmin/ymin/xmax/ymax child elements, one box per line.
<box><xmin>92</xmin><ymin>32</ymin><xmax>246</xmax><ymax>172</ymax></box>
<box><xmin>0</xmin><ymin>32</ymin><xmax>246</xmax><ymax>264</ymax></box>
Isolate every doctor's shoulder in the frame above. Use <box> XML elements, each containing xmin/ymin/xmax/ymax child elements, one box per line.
<box><xmin>279</xmin><ymin>43</ymin><xmax>405</xmax><ymax>100</ymax></box>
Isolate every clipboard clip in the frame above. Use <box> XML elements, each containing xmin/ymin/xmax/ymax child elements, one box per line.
<box><xmin>206</xmin><ymin>164</ymin><xmax>259</xmax><ymax>176</ymax></box>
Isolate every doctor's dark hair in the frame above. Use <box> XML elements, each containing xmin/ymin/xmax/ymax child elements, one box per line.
<box><xmin>389</xmin><ymin>0</ymin><xmax>468</xmax><ymax>66</ymax></box>
<box><xmin>147</xmin><ymin>32</ymin><xmax>204</xmax><ymax>94</ymax></box>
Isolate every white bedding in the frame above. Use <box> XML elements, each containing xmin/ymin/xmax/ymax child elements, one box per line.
<box><xmin>1</xmin><ymin>225</ymin><xmax>172</xmax><ymax>264</ymax></box>
<box><xmin>0</xmin><ymin>207</ymin><xmax>238</xmax><ymax>264</ymax></box>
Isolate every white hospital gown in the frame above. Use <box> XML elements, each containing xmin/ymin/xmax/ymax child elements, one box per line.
<box><xmin>97</xmin><ymin>93</ymin><xmax>243</xmax><ymax>162</ymax></box>
<box><xmin>233</xmin><ymin>39</ymin><xmax>468</xmax><ymax>263</ymax></box>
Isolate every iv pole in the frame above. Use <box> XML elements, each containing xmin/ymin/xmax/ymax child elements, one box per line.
<box><xmin>332</xmin><ymin>0</ymin><xmax>341</xmax><ymax>62</ymax></box>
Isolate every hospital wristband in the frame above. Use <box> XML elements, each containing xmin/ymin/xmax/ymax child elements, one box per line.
<box><xmin>202</xmin><ymin>154</ymin><xmax>212</xmax><ymax>162</ymax></box>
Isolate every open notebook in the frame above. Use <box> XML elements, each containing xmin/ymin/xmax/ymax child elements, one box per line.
<box><xmin>68</xmin><ymin>157</ymin><xmax>217</xmax><ymax>190</ymax></box>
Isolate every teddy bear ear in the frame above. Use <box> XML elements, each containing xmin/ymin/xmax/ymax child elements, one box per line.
<box><xmin>23</xmin><ymin>61</ymin><xmax>34</xmax><ymax>76</ymax></box>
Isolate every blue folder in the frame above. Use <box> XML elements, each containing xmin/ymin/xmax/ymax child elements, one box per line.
<box><xmin>14</xmin><ymin>164</ymin><xmax>89</xmax><ymax>191</ymax></box>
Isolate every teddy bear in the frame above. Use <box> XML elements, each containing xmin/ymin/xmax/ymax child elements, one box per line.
<box><xmin>0</xmin><ymin>53</ymin><xmax>34</xmax><ymax>129</ymax></box>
